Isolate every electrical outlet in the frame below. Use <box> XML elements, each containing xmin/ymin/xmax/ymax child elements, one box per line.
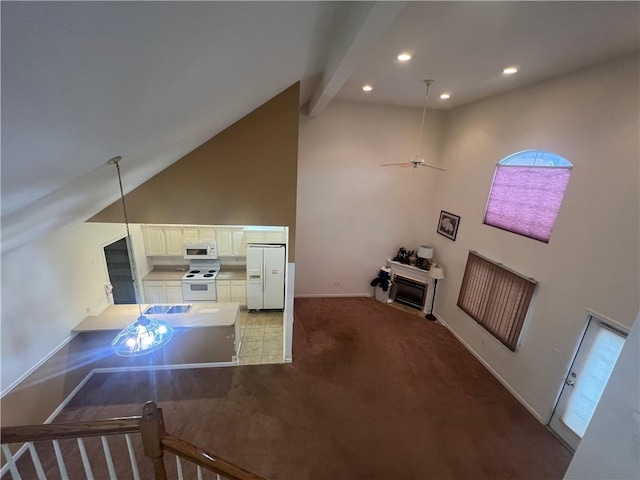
<box><xmin>333</xmin><ymin>281</ymin><xmax>341</xmax><ymax>286</ymax></box>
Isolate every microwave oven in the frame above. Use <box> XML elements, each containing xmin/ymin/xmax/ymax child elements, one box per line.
<box><xmin>183</xmin><ymin>242</ymin><xmax>218</xmax><ymax>260</ymax></box>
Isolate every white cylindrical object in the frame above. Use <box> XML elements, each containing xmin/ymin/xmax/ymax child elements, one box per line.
<box><xmin>429</xmin><ymin>265</ymin><xmax>444</xmax><ymax>280</ymax></box>
<box><xmin>418</xmin><ymin>245</ymin><xmax>433</xmax><ymax>259</ymax></box>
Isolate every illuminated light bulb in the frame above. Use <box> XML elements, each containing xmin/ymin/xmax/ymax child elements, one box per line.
<box><xmin>397</xmin><ymin>53</ymin><xmax>412</xmax><ymax>62</ymax></box>
<box><xmin>503</xmin><ymin>66</ymin><xmax>518</xmax><ymax>75</ymax></box>
<box><xmin>440</xmin><ymin>93</ymin><xmax>451</xmax><ymax>100</ymax></box>
<box><xmin>362</xmin><ymin>84</ymin><xmax>373</xmax><ymax>92</ymax></box>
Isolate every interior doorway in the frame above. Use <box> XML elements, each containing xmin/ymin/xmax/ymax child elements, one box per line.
<box><xmin>549</xmin><ymin>314</ymin><xmax>627</xmax><ymax>450</ymax></box>
<box><xmin>104</xmin><ymin>237</ymin><xmax>136</xmax><ymax>304</ymax></box>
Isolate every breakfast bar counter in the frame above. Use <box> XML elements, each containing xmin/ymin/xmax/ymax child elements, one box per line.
<box><xmin>73</xmin><ymin>302</ymin><xmax>240</xmax><ymax>332</ymax></box>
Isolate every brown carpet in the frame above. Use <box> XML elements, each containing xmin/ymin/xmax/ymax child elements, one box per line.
<box><xmin>11</xmin><ymin>297</ymin><xmax>572</xmax><ymax>479</ymax></box>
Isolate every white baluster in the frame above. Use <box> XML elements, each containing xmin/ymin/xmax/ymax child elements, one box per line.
<box><xmin>175</xmin><ymin>456</ymin><xmax>184</xmax><ymax>480</ymax></box>
<box><xmin>1</xmin><ymin>444</ymin><xmax>22</xmax><ymax>480</ymax></box>
<box><xmin>27</xmin><ymin>442</ymin><xmax>46</xmax><ymax>480</ymax></box>
<box><xmin>197</xmin><ymin>465</ymin><xmax>203</xmax><ymax>480</ymax></box>
<box><xmin>76</xmin><ymin>438</ymin><xmax>95</xmax><ymax>479</ymax></box>
<box><xmin>124</xmin><ymin>434</ymin><xmax>141</xmax><ymax>480</ymax></box>
<box><xmin>52</xmin><ymin>440</ymin><xmax>69</xmax><ymax>479</ymax></box>
<box><xmin>100</xmin><ymin>436</ymin><xmax>117</xmax><ymax>480</ymax></box>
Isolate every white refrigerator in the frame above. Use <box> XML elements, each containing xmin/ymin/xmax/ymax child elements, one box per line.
<box><xmin>246</xmin><ymin>244</ymin><xmax>286</xmax><ymax>310</ymax></box>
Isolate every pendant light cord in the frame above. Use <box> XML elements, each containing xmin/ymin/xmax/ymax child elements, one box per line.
<box><xmin>112</xmin><ymin>159</ymin><xmax>143</xmax><ymax>318</ymax></box>
<box><xmin>416</xmin><ymin>80</ymin><xmax>432</xmax><ymax>157</ymax></box>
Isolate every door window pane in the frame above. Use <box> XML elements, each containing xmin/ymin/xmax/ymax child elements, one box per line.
<box><xmin>561</xmin><ymin>326</ymin><xmax>625</xmax><ymax>436</ymax></box>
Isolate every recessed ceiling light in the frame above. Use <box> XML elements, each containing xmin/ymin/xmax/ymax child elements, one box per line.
<box><xmin>503</xmin><ymin>66</ymin><xmax>518</xmax><ymax>75</ymax></box>
<box><xmin>440</xmin><ymin>93</ymin><xmax>451</xmax><ymax>100</ymax></box>
<box><xmin>397</xmin><ymin>53</ymin><xmax>412</xmax><ymax>62</ymax></box>
<box><xmin>362</xmin><ymin>84</ymin><xmax>373</xmax><ymax>92</ymax></box>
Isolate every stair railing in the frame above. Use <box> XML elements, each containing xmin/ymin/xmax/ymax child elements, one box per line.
<box><xmin>1</xmin><ymin>401</ymin><xmax>265</xmax><ymax>480</ymax></box>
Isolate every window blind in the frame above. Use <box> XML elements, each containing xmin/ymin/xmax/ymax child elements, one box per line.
<box><xmin>457</xmin><ymin>251</ymin><xmax>537</xmax><ymax>351</ymax></box>
<box><xmin>484</xmin><ymin>165</ymin><xmax>571</xmax><ymax>243</ymax></box>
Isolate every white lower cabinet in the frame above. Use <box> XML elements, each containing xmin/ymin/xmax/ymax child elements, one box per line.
<box><xmin>165</xmin><ymin>281</ymin><xmax>184</xmax><ymax>303</ymax></box>
<box><xmin>143</xmin><ymin>280</ymin><xmax>183</xmax><ymax>304</ymax></box>
<box><xmin>217</xmin><ymin>279</ymin><xmax>246</xmax><ymax>306</ymax></box>
<box><xmin>217</xmin><ymin>280</ymin><xmax>232</xmax><ymax>302</ymax></box>
<box><xmin>231</xmin><ymin>280</ymin><xmax>247</xmax><ymax>306</ymax></box>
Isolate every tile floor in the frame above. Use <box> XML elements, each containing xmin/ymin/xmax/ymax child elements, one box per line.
<box><xmin>237</xmin><ymin>310</ymin><xmax>285</xmax><ymax>365</ymax></box>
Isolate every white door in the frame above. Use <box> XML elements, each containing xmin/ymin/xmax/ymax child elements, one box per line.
<box><xmin>549</xmin><ymin>315</ymin><xmax>626</xmax><ymax>449</ymax></box>
<box><xmin>263</xmin><ymin>246</ymin><xmax>285</xmax><ymax>309</ymax></box>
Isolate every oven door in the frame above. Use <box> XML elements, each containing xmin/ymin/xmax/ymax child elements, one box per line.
<box><xmin>182</xmin><ymin>280</ymin><xmax>217</xmax><ymax>302</ymax></box>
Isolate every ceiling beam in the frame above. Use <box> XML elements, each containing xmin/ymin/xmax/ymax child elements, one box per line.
<box><xmin>307</xmin><ymin>1</ymin><xmax>407</xmax><ymax>117</ymax></box>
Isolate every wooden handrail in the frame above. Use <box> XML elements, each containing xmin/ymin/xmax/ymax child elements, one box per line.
<box><xmin>161</xmin><ymin>433</ymin><xmax>266</xmax><ymax>480</ymax></box>
<box><xmin>1</xmin><ymin>417</ymin><xmax>141</xmax><ymax>444</ymax></box>
<box><xmin>1</xmin><ymin>402</ymin><xmax>266</xmax><ymax>480</ymax></box>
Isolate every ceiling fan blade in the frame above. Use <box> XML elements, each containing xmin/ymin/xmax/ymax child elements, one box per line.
<box><xmin>381</xmin><ymin>162</ymin><xmax>412</xmax><ymax>167</ymax></box>
<box><xmin>417</xmin><ymin>163</ymin><xmax>447</xmax><ymax>171</ymax></box>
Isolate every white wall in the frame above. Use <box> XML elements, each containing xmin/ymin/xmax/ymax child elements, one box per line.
<box><xmin>564</xmin><ymin>314</ymin><xmax>640</xmax><ymax>479</ymax></box>
<box><xmin>0</xmin><ymin>221</ymin><xmax>148</xmax><ymax>392</ymax></box>
<box><xmin>430</xmin><ymin>54</ymin><xmax>639</xmax><ymax>421</ymax></box>
<box><xmin>296</xmin><ymin>101</ymin><xmax>445</xmax><ymax>296</ymax></box>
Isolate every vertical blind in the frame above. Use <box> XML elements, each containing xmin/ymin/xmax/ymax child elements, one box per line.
<box><xmin>457</xmin><ymin>251</ymin><xmax>537</xmax><ymax>351</ymax></box>
<box><xmin>484</xmin><ymin>165</ymin><xmax>572</xmax><ymax>243</ymax></box>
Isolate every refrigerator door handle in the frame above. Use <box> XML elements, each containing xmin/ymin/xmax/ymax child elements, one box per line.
<box><xmin>262</xmin><ymin>260</ymin><xmax>266</xmax><ymax>292</ymax></box>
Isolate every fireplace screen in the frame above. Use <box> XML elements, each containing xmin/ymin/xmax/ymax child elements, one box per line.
<box><xmin>393</xmin><ymin>275</ymin><xmax>427</xmax><ymax>310</ymax></box>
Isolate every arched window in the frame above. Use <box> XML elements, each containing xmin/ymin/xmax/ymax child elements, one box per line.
<box><xmin>484</xmin><ymin>150</ymin><xmax>572</xmax><ymax>243</ymax></box>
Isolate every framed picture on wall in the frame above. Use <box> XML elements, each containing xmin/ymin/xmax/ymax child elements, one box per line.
<box><xmin>437</xmin><ymin>210</ymin><xmax>460</xmax><ymax>241</ymax></box>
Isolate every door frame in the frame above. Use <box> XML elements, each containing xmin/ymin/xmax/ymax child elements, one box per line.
<box><xmin>548</xmin><ymin>308</ymin><xmax>629</xmax><ymax>449</ymax></box>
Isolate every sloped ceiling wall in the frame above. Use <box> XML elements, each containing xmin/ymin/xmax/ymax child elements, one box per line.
<box><xmin>90</xmin><ymin>83</ymin><xmax>299</xmax><ymax>259</ymax></box>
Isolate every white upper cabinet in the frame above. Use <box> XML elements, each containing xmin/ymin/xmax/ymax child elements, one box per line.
<box><xmin>142</xmin><ymin>226</ymin><xmax>166</xmax><ymax>256</ymax></box>
<box><xmin>215</xmin><ymin>228</ymin><xmax>234</xmax><ymax>256</ymax></box>
<box><xmin>182</xmin><ymin>227</ymin><xmax>199</xmax><ymax>243</ymax></box>
<box><xmin>199</xmin><ymin>227</ymin><xmax>215</xmax><ymax>243</ymax></box>
<box><xmin>164</xmin><ymin>227</ymin><xmax>183</xmax><ymax>256</ymax></box>
<box><xmin>141</xmin><ymin>224</ymin><xmax>286</xmax><ymax>257</ymax></box>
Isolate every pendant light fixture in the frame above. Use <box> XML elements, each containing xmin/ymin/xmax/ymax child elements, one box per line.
<box><xmin>381</xmin><ymin>79</ymin><xmax>446</xmax><ymax>173</ymax></box>
<box><xmin>108</xmin><ymin>156</ymin><xmax>174</xmax><ymax>357</ymax></box>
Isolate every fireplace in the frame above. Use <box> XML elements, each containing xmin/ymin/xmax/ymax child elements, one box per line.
<box><xmin>392</xmin><ymin>275</ymin><xmax>428</xmax><ymax>310</ymax></box>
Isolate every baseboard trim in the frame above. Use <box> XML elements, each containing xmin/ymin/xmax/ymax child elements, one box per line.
<box><xmin>93</xmin><ymin>361</ymin><xmax>239</xmax><ymax>374</ymax></box>
<box><xmin>1</xmin><ymin>333</ymin><xmax>79</xmax><ymax>398</ymax></box>
<box><xmin>436</xmin><ymin>313</ymin><xmax>545</xmax><ymax>424</ymax></box>
<box><xmin>43</xmin><ymin>371</ymin><xmax>97</xmax><ymax>424</ymax></box>
<box><xmin>295</xmin><ymin>293</ymin><xmax>372</xmax><ymax>298</ymax></box>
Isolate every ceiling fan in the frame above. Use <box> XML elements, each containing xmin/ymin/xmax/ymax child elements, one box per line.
<box><xmin>382</xmin><ymin>79</ymin><xmax>447</xmax><ymax>173</ymax></box>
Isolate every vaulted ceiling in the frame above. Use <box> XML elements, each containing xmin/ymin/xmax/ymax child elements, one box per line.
<box><xmin>2</xmin><ymin>1</ymin><xmax>638</xmax><ymax>253</ymax></box>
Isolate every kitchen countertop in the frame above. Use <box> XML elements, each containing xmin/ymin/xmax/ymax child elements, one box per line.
<box><xmin>143</xmin><ymin>267</ymin><xmax>246</xmax><ymax>281</ymax></box>
<box><xmin>216</xmin><ymin>270</ymin><xmax>245</xmax><ymax>280</ymax></box>
<box><xmin>142</xmin><ymin>269</ymin><xmax>187</xmax><ymax>281</ymax></box>
<box><xmin>72</xmin><ymin>302</ymin><xmax>240</xmax><ymax>332</ymax></box>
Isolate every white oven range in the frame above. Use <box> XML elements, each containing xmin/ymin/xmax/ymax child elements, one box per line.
<box><xmin>182</xmin><ymin>259</ymin><xmax>221</xmax><ymax>302</ymax></box>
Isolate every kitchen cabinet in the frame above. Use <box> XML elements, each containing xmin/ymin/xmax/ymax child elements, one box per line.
<box><xmin>142</xmin><ymin>225</ymin><xmax>183</xmax><ymax>257</ymax></box>
<box><xmin>214</xmin><ymin>227</ymin><xmax>245</xmax><ymax>256</ymax></box>
<box><xmin>217</xmin><ymin>280</ymin><xmax>232</xmax><ymax>303</ymax></box>
<box><xmin>143</xmin><ymin>280</ymin><xmax>183</xmax><ymax>303</ymax></box>
<box><xmin>199</xmin><ymin>227</ymin><xmax>215</xmax><ymax>243</ymax></box>
<box><xmin>165</xmin><ymin>227</ymin><xmax>183</xmax><ymax>256</ymax></box>
<box><xmin>217</xmin><ymin>279</ymin><xmax>246</xmax><ymax>306</ymax></box>
<box><xmin>141</xmin><ymin>224</ymin><xmax>285</xmax><ymax>258</ymax></box>
<box><xmin>182</xmin><ymin>227</ymin><xmax>199</xmax><ymax>243</ymax></box>
<box><xmin>142</xmin><ymin>226</ymin><xmax>166</xmax><ymax>256</ymax></box>
<box><xmin>183</xmin><ymin>226</ymin><xmax>215</xmax><ymax>243</ymax></box>
<box><xmin>231</xmin><ymin>280</ymin><xmax>247</xmax><ymax>306</ymax></box>
<box><xmin>165</xmin><ymin>281</ymin><xmax>184</xmax><ymax>303</ymax></box>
